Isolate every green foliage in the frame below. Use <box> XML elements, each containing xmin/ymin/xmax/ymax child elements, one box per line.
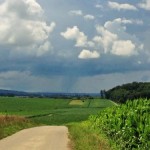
<box><xmin>30</xmin><ymin>108</ymin><xmax>103</xmax><ymax>125</ymax></box>
<box><xmin>106</xmin><ymin>82</ymin><xmax>150</xmax><ymax>103</ymax></box>
<box><xmin>0</xmin><ymin>97</ymin><xmax>70</xmax><ymax>116</ymax></box>
<box><xmin>68</xmin><ymin>122</ymin><xmax>111</xmax><ymax>150</ymax></box>
<box><xmin>0</xmin><ymin>97</ymin><xmax>115</xmax><ymax>125</ymax></box>
<box><xmin>89</xmin><ymin>99</ymin><xmax>150</xmax><ymax>150</ymax></box>
<box><xmin>90</xmin><ymin>99</ymin><xmax>115</xmax><ymax>108</ymax></box>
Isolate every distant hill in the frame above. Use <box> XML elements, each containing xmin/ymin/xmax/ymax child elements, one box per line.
<box><xmin>0</xmin><ymin>89</ymin><xmax>99</xmax><ymax>98</ymax></box>
<box><xmin>105</xmin><ymin>82</ymin><xmax>150</xmax><ymax>103</ymax></box>
<box><xmin>0</xmin><ymin>89</ymin><xmax>28</xmax><ymax>97</ymax></box>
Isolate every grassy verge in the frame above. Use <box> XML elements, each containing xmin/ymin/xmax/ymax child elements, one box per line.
<box><xmin>67</xmin><ymin>121</ymin><xmax>113</xmax><ymax>150</ymax></box>
<box><xmin>0</xmin><ymin>115</ymin><xmax>38</xmax><ymax>139</ymax></box>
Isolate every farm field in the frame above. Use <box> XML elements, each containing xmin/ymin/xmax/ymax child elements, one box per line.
<box><xmin>0</xmin><ymin>97</ymin><xmax>115</xmax><ymax>125</ymax></box>
<box><xmin>89</xmin><ymin>99</ymin><xmax>150</xmax><ymax>149</ymax></box>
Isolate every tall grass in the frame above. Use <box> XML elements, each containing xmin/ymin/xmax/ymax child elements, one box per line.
<box><xmin>68</xmin><ymin>122</ymin><xmax>111</xmax><ymax>150</ymax></box>
<box><xmin>89</xmin><ymin>99</ymin><xmax>150</xmax><ymax>149</ymax></box>
<box><xmin>0</xmin><ymin>115</ymin><xmax>36</xmax><ymax>139</ymax></box>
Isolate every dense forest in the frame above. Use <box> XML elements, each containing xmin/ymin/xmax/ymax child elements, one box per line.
<box><xmin>105</xmin><ymin>82</ymin><xmax>150</xmax><ymax>103</ymax></box>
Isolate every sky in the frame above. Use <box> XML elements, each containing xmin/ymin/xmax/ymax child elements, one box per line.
<box><xmin>0</xmin><ymin>0</ymin><xmax>150</xmax><ymax>93</ymax></box>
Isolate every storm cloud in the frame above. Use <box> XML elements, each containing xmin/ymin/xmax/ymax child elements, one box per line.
<box><xmin>0</xmin><ymin>0</ymin><xmax>150</xmax><ymax>92</ymax></box>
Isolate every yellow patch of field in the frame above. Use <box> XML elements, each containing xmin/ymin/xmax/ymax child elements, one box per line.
<box><xmin>69</xmin><ymin>100</ymin><xmax>84</xmax><ymax>105</ymax></box>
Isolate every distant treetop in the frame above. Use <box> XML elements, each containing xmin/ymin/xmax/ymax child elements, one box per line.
<box><xmin>105</xmin><ymin>82</ymin><xmax>150</xmax><ymax>103</ymax></box>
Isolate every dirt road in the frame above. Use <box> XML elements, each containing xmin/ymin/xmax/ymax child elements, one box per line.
<box><xmin>0</xmin><ymin>126</ymin><xmax>71</xmax><ymax>150</ymax></box>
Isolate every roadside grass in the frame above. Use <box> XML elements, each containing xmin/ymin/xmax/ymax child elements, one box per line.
<box><xmin>0</xmin><ymin>115</ymin><xmax>38</xmax><ymax>139</ymax></box>
<box><xmin>68</xmin><ymin>121</ymin><xmax>112</xmax><ymax>150</ymax></box>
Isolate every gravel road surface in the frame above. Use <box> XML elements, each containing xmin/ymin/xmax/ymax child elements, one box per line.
<box><xmin>0</xmin><ymin>126</ymin><xmax>71</xmax><ymax>150</ymax></box>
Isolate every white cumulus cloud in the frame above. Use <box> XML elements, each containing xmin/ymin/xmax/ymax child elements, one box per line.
<box><xmin>61</xmin><ymin>26</ymin><xmax>88</xmax><ymax>47</ymax></box>
<box><xmin>95</xmin><ymin>4</ymin><xmax>103</xmax><ymax>9</ymax></box>
<box><xmin>93</xmin><ymin>18</ymin><xmax>143</xmax><ymax>56</ymax></box>
<box><xmin>69</xmin><ymin>10</ymin><xmax>83</xmax><ymax>16</ymax></box>
<box><xmin>112</xmin><ymin>40</ymin><xmax>136</xmax><ymax>56</ymax></box>
<box><xmin>108</xmin><ymin>1</ymin><xmax>137</xmax><ymax>11</ymax></box>
<box><xmin>69</xmin><ymin>10</ymin><xmax>95</xmax><ymax>22</ymax></box>
<box><xmin>94</xmin><ymin>26</ymin><xmax>118</xmax><ymax>53</ymax></box>
<box><xmin>138</xmin><ymin>0</ymin><xmax>150</xmax><ymax>10</ymax></box>
<box><xmin>0</xmin><ymin>0</ymin><xmax>56</xmax><ymax>56</ymax></box>
<box><xmin>84</xmin><ymin>14</ymin><xmax>95</xmax><ymax>20</ymax></box>
<box><xmin>78</xmin><ymin>49</ymin><xmax>100</xmax><ymax>59</ymax></box>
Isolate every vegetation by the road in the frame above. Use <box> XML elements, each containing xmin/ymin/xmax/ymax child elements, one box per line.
<box><xmin>0</xmin><ymin>115</ymin><xmax>37</xmax><ymax>139</ymax></box>
<box><xmin>1</xmin><ymin>96</ymin><xmax>149</xmax><ymax>150</ymax></box>
<box><xmin>68</xmin><ymin>122</ymin><xmax>112</xmax><ymax>150</ymax></box>
<box><xmin>88</xmin><ymin>99</ymin><xmax>150</xmax><ymax>150</ymax></box>
<box><xmin>0</xmin><ymin>97</ymin><xmax>115</xmax><ymax>142</ymax></box>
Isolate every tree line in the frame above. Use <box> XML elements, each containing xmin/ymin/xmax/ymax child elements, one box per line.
<box><xmin>105</xmin><ymin>82</ymin><xmax>150</xmax><ymax>103</ymax></box>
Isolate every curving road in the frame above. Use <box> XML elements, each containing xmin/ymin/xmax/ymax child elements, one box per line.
<box><xmin>0</xmin><ymin>126</ymin><xmax>71</xmax><ymax>150</ymax></box>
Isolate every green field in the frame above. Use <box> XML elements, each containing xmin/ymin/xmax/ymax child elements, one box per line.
<box><xmin>0</xmin><ymin>97</ymin><xmax>115</xmax><ymax>125</ymax></box>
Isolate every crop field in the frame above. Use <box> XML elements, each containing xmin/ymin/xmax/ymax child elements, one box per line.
<box><xmin>89</xmin><ymin>99</ymin><xmax>150</xmax><ymax>149</ymax></box>
<box><xmin>69</xmin><ymin>100</ymin><xmax>87</xmax><ymax>106</ymax></box>
<box><xmin>0</xmin><ymin>97</ymin><xmax>115</xmax><ymax>125</ymax></box>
